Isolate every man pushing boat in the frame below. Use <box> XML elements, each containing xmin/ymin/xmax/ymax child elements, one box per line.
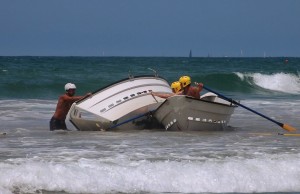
<box><xmin>50</xmin><ymin>83</ymin><xmax>91</xmax><ymax>131</ymax></box>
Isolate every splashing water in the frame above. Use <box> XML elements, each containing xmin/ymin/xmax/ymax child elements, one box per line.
<box><xmin>235</xmin><ymin>72</ymin><xmax>300</xmax><ymax>94</ymax></box>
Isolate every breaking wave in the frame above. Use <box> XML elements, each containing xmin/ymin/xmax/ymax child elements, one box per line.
<box><xmin>235</xmin><ymin>72</ymin><xmax>300</xmax><ymax>94</ymax></box>
<box><xmin>1</xmin><ymin>154</ymin><xmax>300</xmax><ymax>194</ymax></box>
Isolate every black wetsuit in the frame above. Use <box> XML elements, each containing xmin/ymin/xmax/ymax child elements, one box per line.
<box><xmin>49</xmin><ymin>117</ymin><xmax>67</xmax><ymax>131</ymax></box>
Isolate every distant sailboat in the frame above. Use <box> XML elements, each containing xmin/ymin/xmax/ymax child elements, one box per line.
<box><xmin>189</xmin><ymin>50</ymin><xmax>192</xmax><ymax>58</ymax></box>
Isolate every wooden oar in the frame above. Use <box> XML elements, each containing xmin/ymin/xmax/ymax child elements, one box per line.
<box><xmin>278</xmin><ymin>133</ymin><xmax>300</xmax><ymax>136</ymax></box>
<box><xmin>248</xmin><ymin>133</ymin><xmax>300</xmax><ymax>136</ymax></box>
<box><xmin>202</xmin><ymin>85</ymin><xmax>297</xmax><ymax>132</ymax></box>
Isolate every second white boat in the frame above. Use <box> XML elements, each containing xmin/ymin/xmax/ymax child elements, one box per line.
<box><xmin>153</xmin><ymin>92</ymin><xmax>237</xmax><ymax>131</ymax></box>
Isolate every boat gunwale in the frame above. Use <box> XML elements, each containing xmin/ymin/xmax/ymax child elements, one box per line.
<box><xmin>76</xmin><ymin>75</ymin><xmax>169</xmax><ymax>104</ymax></box>
<box><xmin>154</xmin><ymin>95</ymin><xmax>237</xmax><ymax>113</ymax></box>
<box><xmin>186</xmin><ymin>96</ymin><xmax>238</xmax><ymax>108</ymax></box>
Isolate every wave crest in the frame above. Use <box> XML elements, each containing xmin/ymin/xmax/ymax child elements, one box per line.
<box><xmin>235</xmin><ymin>72</ymin><xmax>300</xmax><ymax>94</ymax></box>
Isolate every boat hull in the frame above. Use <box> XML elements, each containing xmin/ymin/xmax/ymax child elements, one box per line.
<box><xmin>68</xmin><ymin>75</ymin><xmax>171</xmax><ymax>131</ymax></box>
<box><xmin>154</xmin><ymin>95</ymin><xmax>236</xmax><ymax>131</ymax></box>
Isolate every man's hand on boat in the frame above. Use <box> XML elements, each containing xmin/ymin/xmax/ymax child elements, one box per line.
<box><xmin>151</xmin><ymin>91</ymin><xmax>175</xmax><ymax>99</ymax></box>
<box><xmin>194</xmin><ymin>82</ymin><xmax>204</xmax><ymax>90</ymax></box>
<box><xmin>82</xmin><ymin>92</ymin><xmax>93</xmax><ymax>99</ymax></box>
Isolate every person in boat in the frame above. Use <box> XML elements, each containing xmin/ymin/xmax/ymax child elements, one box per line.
<box><xmin>50</xmin><ymin>83</ymin><xmax>92</xmax><ymax>131</ymax></box>
<box><xmin>152</xmin><ymin>81</ymin><xmax>183</xmax><ymax>99</ymax></box>
<box><xmin>179</xmin><ymin>75</ymin><xmax>203</xmax><ymax>99</ymax></box>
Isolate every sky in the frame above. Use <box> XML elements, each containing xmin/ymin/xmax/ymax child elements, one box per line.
<box><xmin>0</xmin><ymin>0</ymin><xmax>300</xmax><ymax>57</ymax></box>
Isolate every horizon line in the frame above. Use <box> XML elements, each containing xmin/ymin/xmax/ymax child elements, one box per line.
<box><xmin>0</xmin><ymin>55</ymin><xmax>296</xmax><ymax>58</ymax></box>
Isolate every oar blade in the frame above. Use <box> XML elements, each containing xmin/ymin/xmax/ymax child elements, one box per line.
<box><xmin>278</xmin><ymin>133</ymin><xmax>300</xmax><ymax>137</ymax></box>
<box><xmin>203</xmin><ymin>85</ymin><xmax>297</xmax><ymax>133</ymax></box>
<box><xmin>282</xmin><ymin>124</ymin><xmax>297</xmax><ymax>132</ymax></box>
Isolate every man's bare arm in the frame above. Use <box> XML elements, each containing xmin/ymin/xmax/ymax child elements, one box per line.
<box><xmin>62</xmin><ymin>93</ymin><xmax>92</xmax><ymax>102</ymax></box>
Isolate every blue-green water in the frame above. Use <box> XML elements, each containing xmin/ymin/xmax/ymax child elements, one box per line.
<box><xmin>1</xmin><ymin>57</ymin><xmax>300</xmax><ymax>194</ymax></box>
<box><xmin>1</xmin><ymin>56</ymin><xmax>299</xmax><ymax>99</ymax></box>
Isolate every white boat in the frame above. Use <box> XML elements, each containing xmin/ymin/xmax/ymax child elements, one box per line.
<box><xmin>67</xmin><ymin>75</ymin><xmax>172</xmax><ymax>131</ymax></box>
<box><xmin>153</xmin><ymin>92</ymin><xmax>237</xmax><ymax>131</ymax></box>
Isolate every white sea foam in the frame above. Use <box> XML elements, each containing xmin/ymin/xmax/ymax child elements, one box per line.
<box><xmin>252</xmin><ymin>73</ymin><xmax>300</xmax><ymax>94</ymax></box>
<box><xmin>0</xmin><ymin>154</ymin><xmax>300</xmax><ymax>194</ymax></box>
<box><xmin>235</xmin><ymin>72</ymin><xmax>300</xmax><ymax>94</ymax></box>
<box><xmin>0</xmin><ymin>99</ymin><xmax>56</xmax><ymax>119</ymax></box>
<box><xmin>0</xmin><ymin>99</ymin><xmax>56</xmax><ymax>128</ymax></box>
<box><xmin>235</xmin><ymin>72</ymin><xmax>245</xmax><ymax>80</ymax></box>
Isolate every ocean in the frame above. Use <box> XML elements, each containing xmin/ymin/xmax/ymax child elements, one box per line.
<box><xmin>1</xmin><ymin>56</ymin><xmax>300</xmax><ymax>194</ymax></box>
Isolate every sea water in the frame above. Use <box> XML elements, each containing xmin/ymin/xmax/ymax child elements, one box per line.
<box><xmin>1</xmin><ymin>57</ymin><xmax>300</xmax><ymax>194</ymax></box>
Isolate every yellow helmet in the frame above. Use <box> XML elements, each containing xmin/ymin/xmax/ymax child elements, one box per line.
<box><xmin>171</xmin><ymin>81</ymin><xmax>182</xmax><ymax>93</ymax></box>
<box><xmin>179</xmin><ymin>76</ymin><xmax>191</xmax><ymax>88</ymax></box>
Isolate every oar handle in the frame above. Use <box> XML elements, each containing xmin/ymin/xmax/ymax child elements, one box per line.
<box><xmin>203</xmin><ymin>86</ymin><xmax>283</xmax><ymax>127</ymax></box>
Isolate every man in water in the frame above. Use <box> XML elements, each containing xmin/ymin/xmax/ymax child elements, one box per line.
<box><xmin>179</xmin><ymin>75</ymin><xmax>203</xmax><ymax>98</ymax></box>
<box><xmin>152</xmin><ymin>81</ymin><xmax>183</xmax><ymax>99</ymax></box>
<box><xmin>50</xmin><ymin>83</ymin><xmax>91</xmax><ymax>131</ymax></box>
